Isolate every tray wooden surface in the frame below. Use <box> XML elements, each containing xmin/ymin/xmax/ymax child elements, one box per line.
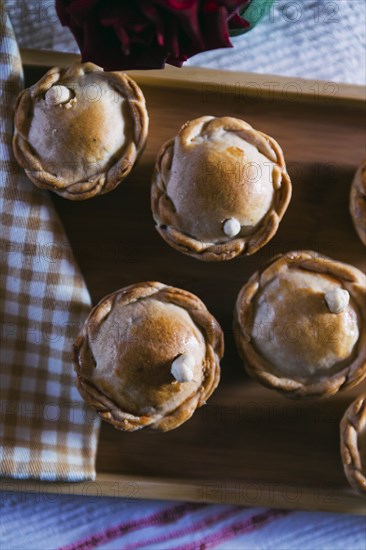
<box><xmin>10</xmin><ymin>50</ymin><xmax>366</xmax><ymax>514</ymax></box>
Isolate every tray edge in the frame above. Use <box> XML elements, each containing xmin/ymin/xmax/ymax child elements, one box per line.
<box><xmin>21</xmin><ymin>48</ymin><xmax>366</xmax><ymax>106</ymax></box>
<box><xmin>1</xmin><ymin>475</ymin><xmax>365</xmax><ymax>515</ymax></box>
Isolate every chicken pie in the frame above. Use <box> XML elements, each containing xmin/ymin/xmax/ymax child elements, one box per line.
<box><xmin>340</xmin><ymin>394</ymin><xmax>366</xmax><ymax>496</ymax></box>
<box><xmin>350</xmin><ymin>159</ymin><xmax>366</xmax><ymax>246</ymax></box>
<box><xmin>13</xmin><ymin>62</ymin><xmax>148</xmax><ymax>200</ymax></box>
<box><xmin>74</xmin><ymin>282</ymin><xmax>224</xmax><ymax>431</ymax></box>
<box><xmin>234</xmin><ymin>251</ymin><xmax>366</xmax><ymax>398</ymax></box>
<box><xmin>151</xmin><ymin>116</ymin><xmax>291</xmax><ymax>261</ymax></box>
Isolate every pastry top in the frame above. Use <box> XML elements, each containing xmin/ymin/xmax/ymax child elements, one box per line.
<box><xmin>350</xmin><ymin>159</ymin><xmax>366</xmax><ymax>246</ymax></box>
<box><xmin>234</xmin><ymin>251</ymin><xmax>366</xmax><ymax>398</ymax></box>
<box><xmin>340</xmin><ymin>394</ymin><xmax>366</xmax><ymax>495</ymax></box>
<box><xmin>151</xmin><ymin>116</ymin><xmax>291</xmax><ymax>261</ymax></box>
<box><xmin>253</xmin><ymin>269</ymin><xmax>359</xmax><ymax>377</ymax></box>
<box><xmin>74</xmin><ymin>282</ymin><xmax>224</xmax><ymax>431</ymax></box>
<box><xmin>13</xmin><ymin>62</ymin><xmax>148</xmax><ymax>200</ymax></box>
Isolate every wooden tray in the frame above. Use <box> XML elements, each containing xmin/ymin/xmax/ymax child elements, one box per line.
<box><xmin>12</xmin><ymin>49</ymin><xmax>366</xmax><ymax>515</ymax></box>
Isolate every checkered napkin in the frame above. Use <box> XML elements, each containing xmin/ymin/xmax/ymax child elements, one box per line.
<box><xmin>0</xmin><ymin>0</ymin><xmax>99</xmax><ymax>481</ymax></box>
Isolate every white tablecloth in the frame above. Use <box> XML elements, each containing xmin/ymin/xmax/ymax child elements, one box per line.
<box><xmin>6</xmin><ymin>0</ymin><xmax>366</xmax><ymax>84</ymax></box>
<box><xmin>1</xmin><ymin>1</ymin><xmax>366</xmax><ymax>549</ymax></box>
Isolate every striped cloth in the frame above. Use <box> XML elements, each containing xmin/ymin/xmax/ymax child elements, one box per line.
<box><xmin>0</xmin><ymin>0</ymin><xmax>99</xmax><ymax>481</ymax></box>
<box><xmin>1</xmin><ymin>494</ymin><xmax>365</xmax><ymax>549</ymax></box>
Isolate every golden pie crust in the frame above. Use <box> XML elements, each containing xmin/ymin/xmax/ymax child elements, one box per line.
<box><xmin>350</xmin><ymin>159</ymin><xmax>366</xmax><ymax>246</ymax></box>
<box><xmin>340</xmin><ymin>394</ymin><xmax>366</xmax><ymax>496</ymax></box>
<box><xmin>233</xmin><ymin>251</ymin><xmax>366</xmax><ymax>398</ymax></box>
<box><xmin>74</xmin><ymin>282</ymin><xmax>224</xmax><ymax>431</ymax></box>
<box><xmin>13</xmin><ymin>62</ymin><xmax>148</xmax><ymax>200</ymax></box>
<box><xmin>151</xmin><ymin>116</ymin><xmax>292</xmax><ymax>261</ymax></box>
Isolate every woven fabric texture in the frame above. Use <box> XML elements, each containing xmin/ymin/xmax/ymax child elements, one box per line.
<box><xmin>0</xmin><ymin>0</ymin><xmax>99</xmax><ymax>481</ymax></box>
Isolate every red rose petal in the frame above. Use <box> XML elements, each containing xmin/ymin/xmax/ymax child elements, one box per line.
<box><xmin>56</xmin><ymin>0</ymin><xmax>253</xmax><ymax>70</ymax></box>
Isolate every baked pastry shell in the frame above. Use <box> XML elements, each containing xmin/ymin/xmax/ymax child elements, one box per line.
<box><xmin>350</xmin><ymin>159</ymin><xmax>366</xmax><ymax>246</ymax></box>
<box><xmin>233</xmin><ymin>251</ymin><xmax>366</xmax><ymax>398</ymax></box>
<box><xmin>74</xmin><ymin>282</ymin><xmax>224</xmax><ymax>432</ymax></box>
<box><xmin>151</xmin><ymin>116</ymin><xmax>292</xmax><ymax>261</ymax></box>
<box><xmin>13</xmin><ymin>62</ymin><xmax>148</xmax><ymax>200</ymax></box>
<box><xmin>340</xmin><ymin>394</ymin><xmax>366</xmax><ymax>496</ymax></box>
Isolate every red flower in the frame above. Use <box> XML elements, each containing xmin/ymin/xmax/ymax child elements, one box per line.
<box><xmin>56</xmin><ymin>0</ymin><xmax>252</xmax><ymax>70</ymax></box>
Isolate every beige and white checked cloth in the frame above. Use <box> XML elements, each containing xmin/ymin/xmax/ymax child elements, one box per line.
<box><xmin>0</xmin><ymin>0</ymin><xmax>99</xmax><ymax>481</ymax></box>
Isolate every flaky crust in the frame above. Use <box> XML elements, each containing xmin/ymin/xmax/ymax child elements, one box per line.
<box><xmin>233</xmin><ymin>251</ymin><xmax>366</xmax><ymax>399</ymax></box>
<box><xmin>350</xmin><ymin>160</ymin><xmax>366</xmax><ymax>246</ymax></box>
<box><xmin>74</xmin><ymin>282</ymin><xmax>224</xmax><ymax>432</ymax></box>
<box><xmin>340</xmin><ymin>394</ymin><xmax>366</xmax><ymax>496</ymax></box>
<box><xmin>151</xmin><ymin>116</ymin><xmax>292</xmax><ymax>261</ymax></box>
<box><xmin>13</xmin><ymin>62</ymin><xmax>148</xmax><ymax>200</ymax></box>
